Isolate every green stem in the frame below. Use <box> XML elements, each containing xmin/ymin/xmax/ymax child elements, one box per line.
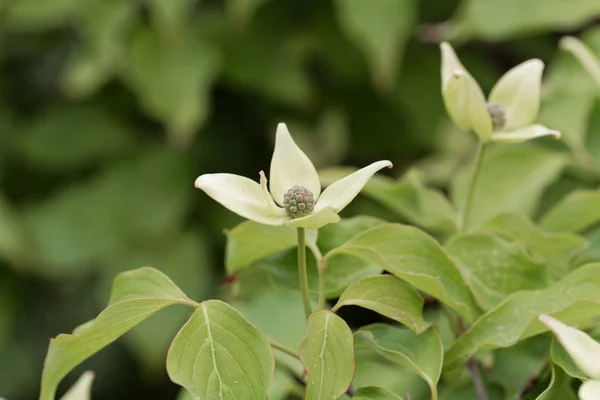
<box><xmin>460</xmin><ymin>141</ymin><xmax>488</xmax><ymax>232</ymax></box>
<box><xmin>318</xmin><ymin>258</ymin><xmax>327</xmax><ymax>311</ymax></box>
<box><xmin>269</xmin><ymin>339</ymin><xmax>299</xmax><ymax>359</ymax></box>
<box><xmin>308</xmin><ymin>242</ymin><xmax>327</xmax><ymax>311</ymax></box>
<box><xmin>297</xmin><ymin>228</ymin><xmax>312</xmax><ymax>319</ymax></box>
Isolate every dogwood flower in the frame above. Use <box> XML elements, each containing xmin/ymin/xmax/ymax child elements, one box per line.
<box><xmin>440</xmin><ymin>42</ymin><xmax>561</xmax><ymax>143</ymax></box>
<box><xmin>195</xmin><ymin>123</ymin><xmax>392</xmax><ymax>229</ymax></box>
<box><xmin>539</xmin><ymin>314</ymin><xmax>600</xmax><ymax>400</ymax></box>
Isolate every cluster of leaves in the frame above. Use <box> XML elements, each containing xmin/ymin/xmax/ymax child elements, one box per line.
<box><xmin>2</xmin><ymin>0</ymin><xmax>600</xmax><ymax>399</ymax></box>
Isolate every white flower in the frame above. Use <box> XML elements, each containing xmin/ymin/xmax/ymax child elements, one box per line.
<box><xmin>195</xmin><ymin>123</ymin><xmax>392</xmax><ymax>229</ymax></box>
<box><xmin>579</xmin><ymin>380</ymin><xmax>600</xmax><ymax>400</ymax></box>
<box><xmin>539</xmin><ymin>314</ymin><xmax>600</xmax><ymax>380</ymax></box>
<box><xmin>440</xmin><ymin>42</ymin><xmax>560</xmax><ymax>143</ymax></box>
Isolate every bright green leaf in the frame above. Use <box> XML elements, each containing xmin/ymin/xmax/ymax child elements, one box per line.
<box><xmin>334</xmin><ymin>0</ymin><xmax>416</xmax><ymax>92</ymax></box>
<box><xmin>230</xmin><ymin>291</ymin><xmax>308</xmax><ymax>375</ymax></box>
<box><xmin>445</xmin><ymin>232</ymin><xmax>546</xmax><ymax>310</ymax></box>
<box><xmin>299</xmin><ymin>310</ymin><xmax>354</xmax><ymax>400</ymax></box>
<box><xmin>332</xmin><ymin>275</ymin><xmax>430</xmax><ymax>334</ymax></box>
<box><xmin>535</xmin><ymin>364</ymin><xmax>578</xmax><ymax>400</ymax></box>
<box><xmin>444</xmin><ymin>262</ymin><xmax>600</xmax><ymax>369</ymax></box>
<box><xmin>353</xmin><ymin>346</ymin><xmax>429</xmax><ymax>399</ymax></box>
<box><xmin>39</xmin><ymin>267</ymin><xmax>196</xmax><ymax>400</ymax></box>
<box><xmin>326</xmin><ymin>223</ymin><xmax>480</xmax><ymax>322</ymax></box>
<box><xmin>355</xmin><ymin>324</ymin><xmax>443</xmax><ymax>400</ymax></box>
<box><xmin>540</xmin><ymin>190</ymin><xmax>600</xmax><ymax>233</ymax></box>
<box><xmin>60</xmin><ymin>372</ymin><xmax>94</xmax><ymax>400</ymax></box>
<box><xmin>451</xmin><ymin>145</ymin><xmax>567</xmax><ymax>228</ymax></box>
<box><xmin>167</xmin><ymin>300</ymin><xmax>273</xmax><ymax>399</ymax></box>
<box><xmin>483</xmin><ymin>213</ymin><xmax>587</xmax><ymax>280</ymax></box>
<box><xmin>354</xmin><ymin>386</ymin><xmax>404</xmax><ymax>400</ymax></box>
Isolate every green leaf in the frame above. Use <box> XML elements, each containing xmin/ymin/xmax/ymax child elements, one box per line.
<box><xmin>24</xmin><ymin>148</ymin><xmax>191</xmax><ymax>276</ymax></box>
<box><xmin>451</xmin><ymin>145</ymin><xmax>567</xmax><ymax>228</ymax></box>
<box><xmin>230</xmin><ymin>291</ymin><xmax>308</xmax><ymax>375</ymax></box>
<box><xmin>334</xmin><ymin>0</ymin><xmax>416</xmax><ymax>92</ymax></box>
<box><xmin>40</xmin><ymin>267</ymin><xmax>196</xmax><ymax>400</ymax></box>
<box><xmin>444</xmin><ymin>262</ymin><xmax>600</xmax><ymax>369</ymax></box>
<box><xmin>332</xmin><ymin>275</ymin><xmax>430</xmax><ymax>334</ymax></box>
<box><xmin>319</xmin><ymin>168</ymin><xmax>457</xmax><ymax>234</ymax></box>
<box><xmin>446</xmin><ymin>0</ymin><xmax>600</xmax><ymax>41</ymax></box>
<box><xmin>167</xmin><ymin>300</ymin><xmax>274</xmax><ymax>399</ymax></box>
<box><xmin>0</xmin><ymin>195</ymin><xmax>30</xmax><ymax>267</ymax></box>
<box><xmin>15</xmin><ymin>105</ymin><xmax>134</xmax><ymax>171</ymax></box>
<box><xmin>445</xmin><ymin>232</ymin><xmax>547</xmax><ymax>310</ymax></box>
<box><xmin>487</xmin><ymin>336</ymin><xmax>550</xmax><ymax>398</ymax></box>
<box><xmin>355</xmin><ymin>324</ymin><xmax>443</xmax><ymax>400</ymax></box>
<box><xmin>535</xmin><ymin>364</ymin><xmax>578</xmax><ymax>400</ymax></box>
<box><xmin>124</xmin><ymin>27</ymin><xmax>220</xmax><ymax>145</ymax></box>
<box><xmin>540</xmin><ymin>190</ymin><xmax>600</xmax><ymax>233</ymax></box>
<box><xmin>353</xmin><ymin>346</ymin><xmax>429</xmax><ymax>398</ymax></box>
<box><xmin>354</xmin><ymin>386</ymin><xmax>404</xmax><ymax>400</ymax></box>
<box><xmin>60</xmin><ymin>372</ymin><xmax>94</xmax><ymax>400</ymax></box>
<box><xmin>62</xmin><ymin>0</ymin><xmax>136</xmax><ymax>98</ymax></box>
<box><xmin>299</xmin><ymin>310</ymin><xmax>354</xmax><ymax>400</ymax></box>
<box><xmin>483</xmin><ymin>214</ymin><xmax>587</xmax><ymax>280</ymax></box>
<box><xmin>225</xmin><ymin>221</ymin><xmax>316</xmax><ymax>275</ymax></box>
<box><xmin>326</xmin><ymin>223</ymin><xmax>480</xmax><ymax>322</ymax></box>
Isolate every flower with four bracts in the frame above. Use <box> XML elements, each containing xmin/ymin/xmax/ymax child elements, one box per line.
<box><xmin>194</xmin><ymin>123</ymin><xmax>392</xmax><ymax>229</ymax></box>
<box><xmin>440</xmin><ymin>41</ymin><xmax>561</xmax><ymax>143</ymax></box>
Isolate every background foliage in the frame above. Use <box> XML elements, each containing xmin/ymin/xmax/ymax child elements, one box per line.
<box><xmin>1</xmin><ymin>0</ymin><xmax>600</xmax><ymax>399</ymax></box>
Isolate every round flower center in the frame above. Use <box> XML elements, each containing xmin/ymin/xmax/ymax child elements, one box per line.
<box><xmin>283</xmin><ymin>185</ymin><xmax>315</xmax><ymax>219</ymax></box>
<box><xmin>486</xmin><ymin>101</ymin><xmax>506</xmax><ymax>130</ymax></box>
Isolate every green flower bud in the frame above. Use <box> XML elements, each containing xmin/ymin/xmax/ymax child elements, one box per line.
<box><xmin>486</xmin><ymin>101</ymin><xmax>506</xmax><ymax>130</ymax></box>
<box><xmin>283</xmin><ymin>185</ymin><xmax>315</xmax><ymax>219</ymax></box>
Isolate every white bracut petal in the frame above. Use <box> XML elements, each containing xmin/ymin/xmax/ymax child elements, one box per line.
<box><xmin>316</xmin><ymin>160</ymin><xmax>393</xmax><ymax>213</ymax></box>
<box><xmin>579</xmin><ymin>380</ymin><xmax>600</xmax><ymax>400</ymax></box>
<box><xmin>539</xmin><ymin>314</ymin><xmax>600</xmax><ymax>380</ymax></box>
<box><xmin>259</xmin><ymin>171</ymin><xmax>287</xmax><ymax>217</ymax></box>
<box><xmin>489</xmin><ymin>59</ymin><xmax>544</xmax><ymax>130</ymax></box>
<box><xmin>269</xmin><ymin>123</ymin><xmax>321</xmax><ymax>206</ymax></box>
<box><xmin>195</xmin><ymin>173</ymin><xmax>288</xmax><ymax>226</ymax></box>
<box><xmin>440</xmin><ymin>42</ymin><xmax>468</xmax><ymax>90</ymax></box>
<box><xmin>491</xmin><ymin>124</ymin><xmax>561</xmax><ymax>143</ymax></box>
<box><xmin>440</xmin><ymin>43</ymin><xmax>492</xmax><ymax>141</ymax></box>
<box><xmin>284</xmin><ymin>207</ymin><xmax>340</xmax><ymax>229</ymax></box>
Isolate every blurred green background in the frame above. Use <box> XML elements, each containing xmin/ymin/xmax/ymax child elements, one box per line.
<box><xmin>1</xmin><ymin>0</ymin><xmax>600</xmax><ymax>399</ymax></box>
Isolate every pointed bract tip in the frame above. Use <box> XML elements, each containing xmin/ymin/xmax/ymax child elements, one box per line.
<box><xmin>194</xmin><ymin>175</ymin><xmax>207</xmax><ymax>189</ymax></box>
<box><xmin>384</xmin><ymin>160</ymin><xmax>393</xmax><ymax>169</ymax></box>
<box><xmin>276</xmin><ymin>122</ymin><xmax>290</xmax><ymax>136</ymax></box>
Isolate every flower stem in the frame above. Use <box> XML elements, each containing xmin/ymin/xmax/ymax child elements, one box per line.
<box><xmin>297</xmin><ymin>228</ymin><xmax>312</xmax><ymax>318</ymax></box>
<box><xmin>318</xmin><ymin>258</ymin><xmax>327</xmax><ymax>310</ymax></box>
<box><xmin>308</xmin><ymin>243</ymin><xmax>327</xmax><ymax>311</ymax></box>
<box><xmin>269</xmin><ymin>339</ymin><xmax>299</xmax><ymax>359</ymax></box>
<box><xmin>460</xmin><ymin>141</ymin><xmax>488</xmax><ymax>232</ymax></box>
